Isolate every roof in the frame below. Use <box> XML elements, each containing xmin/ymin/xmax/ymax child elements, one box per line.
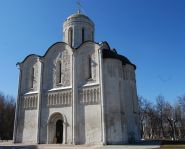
<box><xmin>17</xmin><ymin>41</ymin><xmax>136</xmax><ymax>70</ymax></box>
<box><xmin>102</xmin><ymin>49</ymin><xmax>136</xmax><ymax>69</ymax></box>
<box><xmin>65</xmin><ymin>12</ymin><xmax>94</xmax><ymax>25</ymax></box>
<box><xmin>67</xmin><ymin>12</ymin><xmax>91</xmax><ymax>20</ymax></box>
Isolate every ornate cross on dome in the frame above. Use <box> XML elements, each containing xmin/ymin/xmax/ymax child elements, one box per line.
<box><xmin>77</xmin><ymin>0</ymin><xmax>82</xmax><ymax>13</ymax></box>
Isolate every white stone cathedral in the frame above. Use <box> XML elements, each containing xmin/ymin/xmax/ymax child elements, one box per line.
<box><xmin>13</xmin><ymin>12</ymin><xmax>140</xmax><ymax>145</ymax></box>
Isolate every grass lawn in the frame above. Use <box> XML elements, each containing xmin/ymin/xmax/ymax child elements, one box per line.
<box><xmin>157</xmin><ymin>145</ymin><xmax>185</xmax><ymax>148</ymax></box>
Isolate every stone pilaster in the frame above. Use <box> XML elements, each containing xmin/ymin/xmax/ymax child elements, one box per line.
<box><xmin>13</xmin><ymin>63</ymin><xmax>22</xmax><ymax>143</ymax></box>
<box><xmin>72</xmin><ymin>52</ymin><xmax>77</xmax><ymax>144</ymax></box>
<box><xmin>99</xmin><ymin>49</ymin><xmax>106</xmax><ymax>145</ymax></box>
<box><xmin>36</xmin><ymin>58</ymin><xmax>43</xmax><ymax>143</ymax></box>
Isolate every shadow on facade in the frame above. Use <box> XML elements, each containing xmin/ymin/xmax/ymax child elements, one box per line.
<box><xmin>0</xmin><ymin>145</ymin><xmax>38</xmax><ymax>149</ymax></box>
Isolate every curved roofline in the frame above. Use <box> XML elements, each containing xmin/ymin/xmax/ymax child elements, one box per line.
<box><xmin>18</xmin><ymin>54</ymin><xmax>41</xmax><ymax>65</ymax></box>
<box><xmin>66</xmin><ymin>12</ymin><xmax>92</xmax><ymax>21</ymax></box>
<box><xmin>18</xmin><ymin>41</ymin><xmax>112</xmax><ymax>65</ymax></box>
<box><xmin>42</xmin><ymin>41</ymin><xmax>71</xmax><ymax>57</ymax></box>
<box><xmin>74</xmin><ymin>40</ymin><xmax>111</xmax><ymax>50</ymax></box>
<box><xmin>18</xmin><ymin>42</ymin><xmax>70</xmax><ymax>65</ymax></box>
<box><xmin>64</xmin><ymin>12</ymin><xmax>94</xmax><ymax>27</ymax></box>
<box><xmin>18</xmin><ymin>41</ymin><xmax>135</xmax><ymax>70</ymax></box>
<box><xmin>74</xmin><ymin>40</ymin><xmax>101</xmax><ymax>49</ymax></box>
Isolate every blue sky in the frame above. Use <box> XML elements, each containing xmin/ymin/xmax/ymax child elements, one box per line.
<box><xmin>0</xmin><ymin>0</ymin><xmax>184</xmax><ymax>104</ymax></box>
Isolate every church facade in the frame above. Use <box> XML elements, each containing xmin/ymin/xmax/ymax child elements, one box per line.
<box><xmin>13</xmin><ymin>12</ymin><xmax>140</xmax><ymax>145</ymax></box>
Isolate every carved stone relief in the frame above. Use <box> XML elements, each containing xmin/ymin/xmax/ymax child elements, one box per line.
<box><xmin>80</xmin><ymin>85</ymin><xmax>100</xmax><ymax>104</ymax></box>
<box><xmin>61</xmin><ymin>50</ymin><xmax>71</xmax><ymax>86</ymax></box>
<box><xmin>52</xmin><ymin>50</ymin><xmax>71</xmax><ymax>87</ymax></box>
<box><xmin>23</xmin><ymin>94</ymin><xmax>38</xmax><ymax>109</ymax></box>
<box><xmin>91</xmin><ymin>53</ymin><xmax>97</xmax><ymax>81</ymax></box>
<box><xmin>47</xmin><ymin>89</ymin><xmax>72</xmax><ymax>107</ymax></box>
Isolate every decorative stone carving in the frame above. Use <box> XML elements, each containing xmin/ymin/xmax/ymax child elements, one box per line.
<box><xmin>91</xmin><ymin>53</ymin><xmax>97</xmax><ymax>81</ymax></box>
<box><xmin>31</xmin><ymin>64</ymin><xmax>39</xmax><ymax>91</ymax></box>
<box><xmin>61</xmin><ymin>51</ymin><xmax>71</xmax><ymax>86</ymax></box>
<box><xmin>23</xmin><ymin>94</ymin><xmax>38</xmax><ymax>109</ymax></box>
<box><xmin>80</xmin><ymin>84</ymin><xmax>100</xmax><ymax>104</ymax></box>
<box><xmin>53</xmin><ymin>51</ymin><xmax>71</xmax><ymax>87</ymax></box>
<box><xmin>52</xmin><ymin>63</ymin><xmax>57</xmax><ymax>87</ymax></box>
<box><xmin>86</xmin><ymin>53</ymin><xmax>97</xmax><ymax>84</ymax></box>
<box><xmin>47</xmin><ymin>89</ymin><xmax>72</xmax><ymax>107</ymax></box>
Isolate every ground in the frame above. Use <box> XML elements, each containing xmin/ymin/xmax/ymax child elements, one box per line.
<box><xmin>1</xmin><ymin>141</ymin><xmax>185</xmax><ymax>149</ymax></box>
<box><xmin>0</xmin><ymin>144</ymin><xmax>160</xmax><ymax>149</ymax></box>
<box><xmin>0</xmin><ymin>142</ymin><xmax>160</xmax><ymax>149</ymax></box>
<box><xmin>158</xmin><ymin>145</ymin><xmax>185</xmax><ymax>149</ymax></box>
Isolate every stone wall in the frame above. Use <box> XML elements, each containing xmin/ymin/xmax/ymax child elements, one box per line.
<box><xmin>22</xmin><ymin>109</ymin><xmax>38</xmax><ymax>143</ymax></box>
<box><xmin>42</xmin><ymin>43</ymin><xmax>73</xmax><ymax>91</ymax></box>
<box><xmin>75</xmin><ymin>43</ymin><xmax>102</xmax><ymax>144</ymax></box>
<box><xmin>103</xmin><ymin>59</ymin><xmax>140</xmax><ymax>144</ymax></box>
<box><xmin>76</xmin><ymin>84</ymin><xmax>102</xmax><ymax>144</ymax></box>
<box><xmin>15</xmin><ymin>55</ymin><xmax>41</xmax><ymax>143</ymax></box>
<box><xmin>39</xmin><ymin>88</ymin><xmax>73</xmax><ymax>144</ymax></box>
<box><xmin>39</xmin><ymin>106</ymin><xmax>73</xmax><ymax>144</ymax></box>
<box><xmin>103</xmin><ymin>59</ymin><xmax>124</xmax><ymax>144</ymax></box>
<box><xmin>122</xmin><ymin>64</ymin><xmax>140</xmax><ymax>143</ymax></box>
<box><xmin>21</xmin><ymin>55</ymin><xmax>41</xmax><ymax>94</ymax></box>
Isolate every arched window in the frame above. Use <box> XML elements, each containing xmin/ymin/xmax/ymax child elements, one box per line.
<box><xmin>82</xmin><ymin>28</ymin><xmax>85</xmax><ymax>43</ymax></box>
<box><xmin>30</xmin><ymin>67</ymin><xmax>34</xmax><ymax>89</ymax></box>
<box><xmin>92</xmin><ymin>31</ymin><xmax>94</xmax><ymax>41</ymax></box>
<box><xmin>59</xmin><ymin>61</ymin><xmax>62</xmax><ymax>83</ymax></box>
<box><xmin>88</xmin><ymin>56</ymin><xmax>92</xmax><ymax>79</ymax></box>
<box><xmin>57</xmin><ymin>61</ymin><xmax>62</xmax><ymax>84</ymax></box>
<box><xmin>68</xmin><ymin>27</ymin><xmax>73</xmax><ymax>47</ymax></box>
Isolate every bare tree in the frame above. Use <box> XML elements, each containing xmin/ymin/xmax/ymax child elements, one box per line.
<box><xmin>138</xmin><ymin>96</ymin><xmax>159</xmax><ymax>139</ymax></box>
<box><xmin>163</xmin><ymin>102</ymin><xmax>176</xmax><ymax>140</ymax></box>
<box><xmin>138</xmin><ymin>94</ymin><xmax>185</xmax><ymax>141</ymax></box>
<box><xmin>178</xmin><ymin>95</ymin><xmax>185</xmax><ymax>139</ymax></box>
<box><xmin>0</xmin><ymin>91</ymin><xmax>15</xmax><ymax>140</ymax></box>
<box><xmin>156</xmin><ymin>95</ymin><xmax>166</xmax><ymax>138</ymax></box>
<box><xmin>178</xmin><ymin>95</ymin><xmax>185</xmax><ymax>108</ymax></box>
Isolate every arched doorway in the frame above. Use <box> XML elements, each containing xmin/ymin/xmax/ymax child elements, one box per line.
<box><xmin>56</xmin><ymin>119</ymin><xmax>63</xmax><ymax>143</ymax></box>
<box><xmin>47</xmin><ymin>112</ymin><xmax>67</xmax><ymax>144</ymax></box>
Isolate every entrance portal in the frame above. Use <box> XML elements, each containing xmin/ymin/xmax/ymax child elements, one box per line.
<box><xmin>56</xmin><ymin>120</ymin><xmax>63</xmax><ymax>143</ymax></box>
<box><xmin>47</xmin><ymin>112</ymin><xmax>67</xmax><ymax>144</ymax></box>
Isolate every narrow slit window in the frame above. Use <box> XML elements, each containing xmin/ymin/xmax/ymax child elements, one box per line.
<box><xmin>57</xmin><ymin>61</ymin><xmax>62</xmax><ymax>84</ymax></box>
<box><xmin>82</xmin><ymin>28</ymin><xmax>85</xmax><ymax>43</ymax></box>
<box><xmin>59</xmin><ymin>61</ymin><xmax>62</xmax><ymax>83</ymax></box>
<box><xmin>88</xmin><ymin>56</ymin><xmax>92</xmax><ymax>79</ymax></box>
<box><xmin>68</xmin><ymin>28</ymin><xmax>73</xmax><ymax>47</ymax></box>
<box><xmin>92</xmin><ymin>31</ymin><xmax>94</xmax><ymax>41</ymax></box>
<box><xmin>31</xmin><ymin>67</ymin><xmax>34</xmax><ymax>89</ymax></box>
